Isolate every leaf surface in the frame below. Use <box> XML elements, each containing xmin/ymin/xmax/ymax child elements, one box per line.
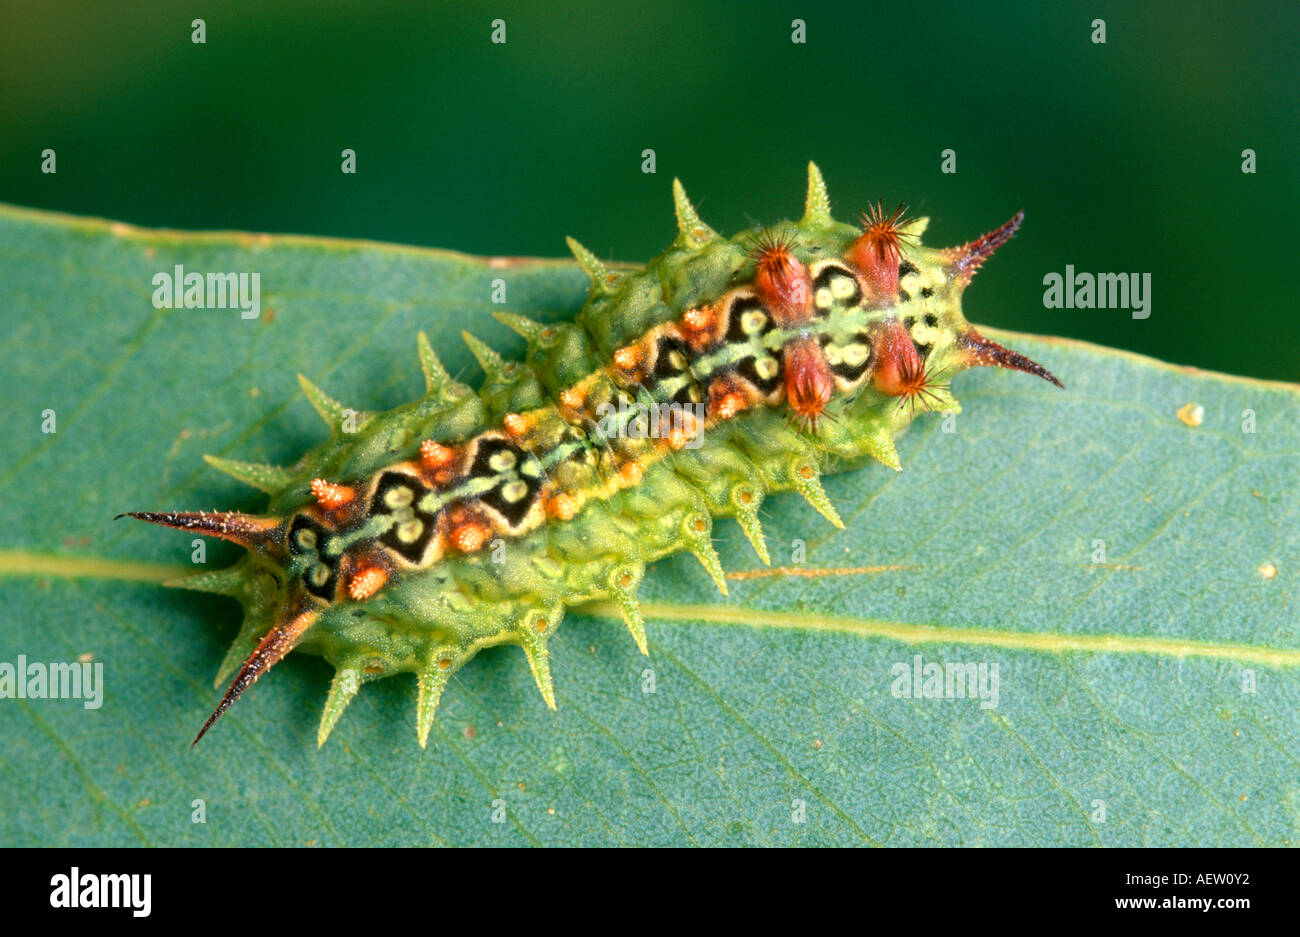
<box><xmin>1</xmin><ymin>205</ymin><xmax>1296</xmax><ymax>846</ymax></box>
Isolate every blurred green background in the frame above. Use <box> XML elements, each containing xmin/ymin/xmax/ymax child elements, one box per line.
<box><xmin>1</xmin><ymin>0</ymin><xmax>1295</xmax><ymax>379</ymax></box>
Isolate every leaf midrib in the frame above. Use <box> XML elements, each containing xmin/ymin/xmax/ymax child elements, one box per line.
<box><xmin>4</xmin><ymin>550</ymin><xmax>1296</xmax><ymax>667</ymax></box>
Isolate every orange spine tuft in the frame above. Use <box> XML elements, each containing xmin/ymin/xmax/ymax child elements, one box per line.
<box><xmin>502</xmin><ymin>412</ymin><xmax>528</xmax><ymax>439</ymax></box>
<box><xmin>419</xmin><ymin>439</ymin><xmax>460</xmax><ymax>484</ymax></box>
<box><xmin>310</xmin><ymin>478</ymin><xmax>355</xmax><ymax>511</ymax></box>
<box><xmin>347</xmin><ymin>565</ymin><xmax>389</xmax><ymax>601</ymax></box>
<box><xmin>449</xmin><ymin>517</ymin><xmax>491</xmax><ymax>553</ymax></box>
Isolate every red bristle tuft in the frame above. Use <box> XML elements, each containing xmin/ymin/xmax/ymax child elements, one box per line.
<box><xmin>870</xmin><ymin>319</ymin><xmax>950</xmax><ymax>417</ymax></box>
<box><xmin>783</xmin><ymin>336</ymin><xmax>834</xmax><ymax>432</ymax></box>
<box><xmin>848</xmin><ymin>201</ymin><xmax>914</xmax><ymax>302</ymax></box>
<box><xmin>747</xmin><ymin>228</ymin><xmax>811</xmax><ymax>325</ymax></box>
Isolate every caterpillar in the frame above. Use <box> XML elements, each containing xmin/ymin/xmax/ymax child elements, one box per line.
<box><xmin>123</xmin><ymin>163</ymin><xmax>1062</xmax><ymax>748</ymax></box>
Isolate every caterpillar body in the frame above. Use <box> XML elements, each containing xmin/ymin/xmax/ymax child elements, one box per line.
<box><xmin>125</xmin><ymin>164</ymin><xmax>1062</xmax><ymax>747</ymax></box>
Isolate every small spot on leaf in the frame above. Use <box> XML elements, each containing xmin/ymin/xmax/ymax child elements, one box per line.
<box><xmin>1176</xmin><ymin>402</ymin><xmax>1204</xmax><ymax>427</ymax></box>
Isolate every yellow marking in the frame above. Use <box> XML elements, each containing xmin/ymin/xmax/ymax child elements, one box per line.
<box><xmin>396</xmin><ymin>519</ymin><xmax>424</xmax><ymax>543</ymax></box>
<box><xmin>830</xmin><ymin>274</ymin><xmax>857</xmax><ymax>300</ymax></box>
<box><xmin>755</xmin><ymin>357</ymin><xmax>780</xmax><ymax>380</ymax></box>
<box><xmin>295</xmin><ymin>528</ymin><xmax>317</xmax><ymax>550</ymax></box>
<box><xmin>909</xmin><ymin>320</ymin><xmax>943</xmax><ymax>347</ymax></box>
<box><xmin>384</xmin><ymin>486</ymin><xmax>414</xmax><ymax>509</ymax></box>
<box><xmin>741</xmin><ymin>309</ymin><xmax>767</xmax><ymax>334</ymax></box>
<box><xmin>814</xmin><ymin>287</ymin><xmax>832</xmax><ymax>309</ymax></box>
<box><xmin>840</xmin><ymin>343</ymin><xmax>869</xmax><ymax>367</ymax></box>
<box><xmin>502</xmin><ymin>480</ymin><xmax>529</xmax><ymax>503</ymax></box>
<box><xmin>489</xmin><ymin>450</ymin><xmax>517</xmax><ymax>472</ymax></box>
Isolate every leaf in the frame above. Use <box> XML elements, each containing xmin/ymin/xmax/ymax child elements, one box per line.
<box><xmin>1</xmin><ymin>204</ymin><xmax>1297</xmax><ymax>847</ymax></box>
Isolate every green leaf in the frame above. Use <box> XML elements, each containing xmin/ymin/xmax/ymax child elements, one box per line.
<box><xmin>1</xmin><ymin>204</ymin><xmax>1297</xmax><ymax>847</ymax></box>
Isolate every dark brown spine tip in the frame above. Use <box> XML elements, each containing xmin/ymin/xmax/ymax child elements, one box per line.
<box><xmin>1020</xmin><ymin>358</ymin><xmax>1064</xmax><ymax>389</ymax></box>
<box><xmin>191</xmin><ymin>607</ymin><xmax>319</xmax><ymax>747</ymax></box>
<box><xmin>191</xmin><ymin>659</ymin><xmax>262</xmax><ymax>747</ymax></box>
<box><xmin>122</xmin><ymin>510</ymin><xmax>282</xmax><ymax>548</ymax></box>
<box><xmin>958</xmin><ymin>330</ymin><xmax>1064</xmax><ymax>388</ymax></box>
<box><xmin>948</xmin><ymin>211</ymin><xmax>1024</xmax><ymax>280</ymax></box>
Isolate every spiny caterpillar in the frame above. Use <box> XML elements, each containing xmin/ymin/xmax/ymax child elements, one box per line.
<box><xmin>124</xmin><ymin>164</ymin><xmax>1062</xmax><ymax>748</ymax></box>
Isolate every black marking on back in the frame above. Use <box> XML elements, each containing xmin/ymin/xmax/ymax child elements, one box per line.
<box><xmin>725</xmin><ymin>296</ymin><xmax>770</xmax><ymax>343</ymax></box>
<box><xmin>468</xmin><ymin>437</ymin><xmax>523</xmax><ymax>478</ymax></box>
<box><xmin>672</xmin><ymin>382</ymin><xmax>703</xmax><ymax>406</ymax></box>
<box><xmin>735</xmin><ymin>355</ymin><xmax>782</xmax><ymax>395</ymax></box>
<box><xmin>813</xmin><ymin>265</ymin><xmax>862</xmax><ymax>307</ymax></box>
<box><xmin>830</xmin><ymin>336</ymin><xmax>873</xmax><ymax>381</ymax></box>
<box><xmin>479</xmin><ymin>476</ymin><xmax>539</xmax><ymax>528</ymax></box>
<box><xmin>464</xmin><ymin>437</ymin><xmax>538</xmax><ymax>528</ymax></box>
<box><xmin>370</xmin><ymin>470</ymin><xmax>436</xmax><ymax>562</ymax></box>
<box><xmin>289</xmin><ymin>514</ymin><xmax>339</xmax><ymax>600</ymax></box>
<box><xmin>653</xmin><ymin>335</ymin><xmax>692</xmax><ymax>380</ymax></box>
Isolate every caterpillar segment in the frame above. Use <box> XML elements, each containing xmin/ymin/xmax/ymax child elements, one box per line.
<box><xmin>127</xmin><ymin>163</ymin><xmax>1062</xmax><ymax>746</ymax></box>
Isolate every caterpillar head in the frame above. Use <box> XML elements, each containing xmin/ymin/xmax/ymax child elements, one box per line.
<box><xmin>843</xmin><ymin>206</ymin><xmax>1063</xmax><ymax>409</ymax></box>
<box><xmin>115</xmin><ymin>508</ymin><xmax>319</xmax><ymax>743</ymax></box>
